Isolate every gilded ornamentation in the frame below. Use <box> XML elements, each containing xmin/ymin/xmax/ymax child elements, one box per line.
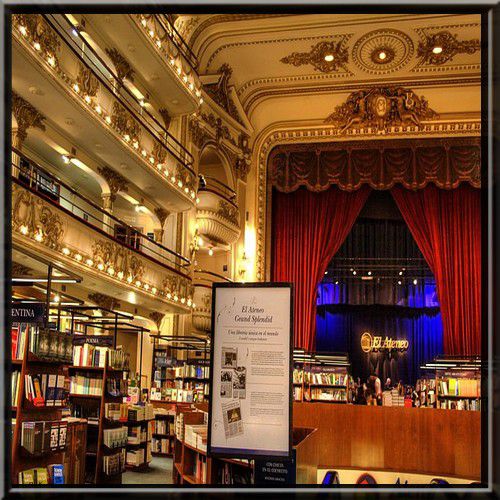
<box><xmin>201</xmin><ymin>112</ymin><xmax>236</xmax><ymax>145</ymax></box>
<box><xmin>352</xmin><ymin>29</ymin><xmax>414</xmax><ymax>75</ymax></box>
<box><xmin>111</xmin><ymin>102</ymin><xmax>141</xmax><ymax>142</ymax></box>
<box><xmin>152</xmin><ymin>142</ymin><xmax>167</xmax><ymax>165</ymax></box>
<box><xmin>234</xmin><ymin>157</ymin><xmax>251</xmax><ymax>183</ymax></box>
<box><xmin>91</xmin><ymin>239</ymin><xmax>144</xmax><ymax>281</ymax></box>
<box><xmin>189</xmin><ymin>118</ymin><xmax>211</xmax><ymax>149</ymax></box>
<box><xmin>12</xmin><ymin>183</ymin><xmax>64</xmax><ymax>249</ymax></box>
<box><xmin>203</xmin><ymin>64</ymin><xmax>243</xmax><ymax>124</ymax></box>
<box><xmin>97</xmin><ymin>166</ymin><xmax>128</xmax><ymax>202</ymax></box>
<box><xmin>149</xmin><ymin>311</ymin><xmax>164</xmax><ymax>331</ymax></box>
<box><xmin>158</xmin><ymin>108</ymin><xmax>172</xmax><ymax>130</ymax></box>
<box><xmin>217</xmin><ymin>200</ymin><xmax>239</xmax><ymax>227</ymax></box>
<box><xmin>87</xmin><ymin>292</ymin><xmax>121</xmax><ymax>311</ymax></box>
<box><xmin>76</xmin><ymin>63</ymin><xmax>100</xmax><ymax>97</ymax></box>
<box><xmin>11</xmin><ymin>91</ymin><xmax>46</xmax><ymax>144</ymax></box>
<box><xmin>324</xmin><ymin>87</ymin><xmax>438</xmax><ymax>133</ymax></box>
<box><xmin>105</xmin><ymin>47</ymin><xmax>135</xmax><ymax>83</ymax></box>
<box><xmin>417</xmin><ymin>31</ymin><xmax>480</xmax><ymax>65</ymax></box>
<box><xmin>12</xmin><ymin>263</ymin><xmax>33</xmax><ymax>277</ymax></box>
<box><xmin>13</xmin><ymin>14</ymin><xmax>60</xmax><ymax>63</ymax></box>
<box><xmin>201</xmin><ymin>293</ymin><xmax>211</xmax><ymax>308</ymax></box>
<box><xmin>280</xmin><ymin>41</ymin><xmax>348</xmax><ymax>73</ymax></box>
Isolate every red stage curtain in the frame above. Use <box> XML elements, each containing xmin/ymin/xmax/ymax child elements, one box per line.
<box><xmin>272</xmin><ymin>186</ymin><xmax>370</xmax><ymax>350</ymax></box>
<box><xmin>391</xmin><ymin>185</ymin><xmax>481</xmax><ymax>356</ymax></box>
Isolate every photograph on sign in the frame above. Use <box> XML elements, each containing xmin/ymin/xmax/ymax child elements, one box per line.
<box><xmin>208</xmin><ymin>283</ymin><xmax>293</xmax><ymax>459</ymax></box>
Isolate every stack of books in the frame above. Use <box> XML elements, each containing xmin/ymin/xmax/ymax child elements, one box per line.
<box><xmin>174</xmin><ymin>365</ymin><xmax>209</xmax><ymax>379</ymax></box>
<box><xmin>18</xmin><ymin>464</ymin><xmax>65</xmax><ymax>484</ymax></box>
<box><xmin>292</xmin><ymin>368</ymin><xmax>303</xmax><ymax>384</ymax></box>
<box><xmin>103</xmin><ymin>427</ymin><xmax>128</xmax><ymax>449</ymax></box>
<box><xmin>127</xmin><ymin>404</ymin><xmax>153</xmax><ymax>421</ymax></box>
<box><xmin>103</xmin><ymin>449</ymin><xmax>126</xmax><ymax>476</ymax></box>
<box><xmin>104</xmin><ymin>403</ymin><xmax>128</xmax><ymax>421</ymax></box>
<box><xmin>152</xmin><ymin>436</ymin><xmax>172</xmax><ymax>454</ymax></box>
<box><xmin>184</xmin><ymin>424</ymin><xmax>208</xmax><ymax>452</ymax></box>
<box><xmin>11</xmin><ymin>324</ymin><xmax>30</xmax><ymax>360</ymax></box>
<box><xmin>195</xmin><ymin>454</ymin><xmax>208</xmax><ymax>483</ymax></box>
<box><xmin>21</xmin><ymin>420</ymin><xmax>67</xmax><ymax>454</ymax></box>
<box><xmin>24</xmin><ymin>373</ymin><xmax>67</xmax><ymax>407</ymax></box>
<box><xmin>108</xmin><ymin>349</ymin><xmax>130</xmax><ymax>370</ymax></box>
<box><xmin>126</xmin><ymin>448</ymin><xmax>145</xmax><ymax>466</ymax></box>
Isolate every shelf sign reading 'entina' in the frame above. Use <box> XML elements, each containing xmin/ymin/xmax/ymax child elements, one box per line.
<box><xmin>360</xmin><ymin>332</ymin><xmax>409</xmax><ymax>353</ymax></box>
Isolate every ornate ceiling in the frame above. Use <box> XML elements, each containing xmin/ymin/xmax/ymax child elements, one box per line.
<box><xmin>176</xmin><ymin>13</ymin><xmax>481</xmax><ymax>137</ymax></box>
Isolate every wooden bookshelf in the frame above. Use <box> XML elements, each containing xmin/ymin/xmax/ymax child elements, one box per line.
<box><xmin>69</xmin><ymin>351</ymin><xmax>127</xmax><ymax>484</ymax></box>
<box><xmin>11</xmin><ymin>330</ymin><xmax>73</xmax><ymax>485</ymax></box>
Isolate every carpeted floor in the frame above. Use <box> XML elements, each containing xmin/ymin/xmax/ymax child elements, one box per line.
<box><xmin>123</xmin><ymin>456</ymin><xmax>173</xmax><ymax>485</ymax></box>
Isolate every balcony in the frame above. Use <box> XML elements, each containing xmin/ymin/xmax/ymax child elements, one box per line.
<box><xmin>82</xmin><ymin>13</ymin><xmax>201</xmax><ymax>115</ymax></box>
<box><xmin>192</xmin><ymin>270</ymin><xmax>232</xmax><ymax>332</ymax></box>
<box><xmin>11</xmin><ymin>151</ymin><xmax>194</xmax><ymax>315</ymax></box>
<box><xmin>12</xmin><ymin>13</ymin><xmax>197</xmax><ymax>211</ymax></box>
<box><xmin>196</xmin><ymin>177</ymin><xmax>241</xmax><ymax>247</ymax></box>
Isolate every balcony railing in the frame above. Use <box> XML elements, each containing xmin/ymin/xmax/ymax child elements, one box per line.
<box><xmin>194</xmin><ymin>269</ymin><xmax>233</xmax><ymax>287</ymax></box>
<box><xmin>45</xmin><ymin>13</ymin><xmax>195</xmax><ymax>172</ymax></box>
<box><xmin>12</xmin><ymin>148</ymin><xmax>190</xmax><ymax>275</ymax></box>
<box><xmin>152</xmin><ymin>14</ymin><xmax>199</xmax><ymax>72</ymax></box>
<box><xmin>198</xmin><ymin>175</ymin><xmax>237</xmax><ymax>207</ymax></box>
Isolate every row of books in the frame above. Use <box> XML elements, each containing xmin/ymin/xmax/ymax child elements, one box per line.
<box><xmin>383</xmin><ymin>389</ymin><xmax>406</xmax><ymax>407</ymax></box>
<box><xmin>293</xmin><ymin>386</ymin><xmax>303</xmax><ymax>401</ymax></box>
<box><xmin>12</xmin><ymin>371</ymin><xmax>21</xmax><ymax>407</ymax></box>
<box><xmin>72</xmin><ymin>344</ymin><xmax>130</xmax><ymax>370</ymax></box>
<box><xmin>184</xmin><ymin>424</ymin><xmax>207</xmax><ymax>452</ymax></box>
<box><xmin>304</xmin><ymin>372</ymin><xmax>349</xmax><ymax>386</ymax></box>
<box><xmin>103</xmin><ymin>449</ymin><xmax>126</xmax><ymax>476</ymax></box>
<box><xmin>437</xmin><ymin>378</ymin><xmax>480</xmax><ymax>397</ymax></box>
<box><xmin>11</xmin><ymin>324</ymin><xmax>31</xmax><ymax>360</ymax></box>
<box><xmin>152</xmin><ymin>437</ymin><xmax>173</xmax><ymax>454</ymax></box>
<box><xmin>438</xmin><ymin>398</ymin><xmax>481</xmax><ymax>411</ymax></box>
<box><xmin>293</xmin><ymin>369</ymin><xmax>303</xmax><ymax>384</ymax></box>
<box><xmin>159</xmin><ymin>387</ymin><xmax>207</xmax><ymax>403</ymax></box>
<box><xmin>25</xmin><ymin>373</ymin><xmax>67</xmax><ymax>407</ymax></box>
<box><xmin>107</xmin><ymin>377</ymin><xmax>128</xmax><ymax>397</ymax></box>
<box><xmin>173</xmin><ymin>365</ymin><xmax>209</xmax><ymax>379</ymax></box>
<box><xmin>69</xmin><ymin>374</ymin><xmax>103</xmax><ymax>396</ymax></box>
<box><xmin>21</xmin><ymin>420</ymin><xmax>67</xmax><ymax>454</ymax></box>
<box><xmin>153</xmin><ymin>418</ymin><xmax>174</xmax><ymax>435</ymax></box>
<box><xmin>18</xmin><ymin>464</ymin><xmax>64</xmax><ymax>484</ymax></box>
<box><xmin>195</xmin><ymin>454</ymin><xmax>208</xmax><ymax>483</ymax></box>
<box><xmin>310</xmin><ymin>388</ymin><xmax>347</xmax><ymax>401</ymax></box>
<box><xmin>103</xmin><ymin>427</ymin><xmax>128</xmax><ymax>449</ymax></box>
<box><xmin>16</xmin><ymin>325</ymin><xmax>73</xmax><ymax>363</ymax></box>
<box><xmin>108</xmin><ymin>349</ymin><xmax>130</xmax><ymax>370</ymax></box>
<box><xmin>72</xmin><ymin>403</ymin><xmax>99</xmax><ymax>424</ymax></box>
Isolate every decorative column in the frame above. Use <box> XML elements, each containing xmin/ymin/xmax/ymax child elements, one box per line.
<box><xmin>11</xmin><ymin>91</ymin><xmax>46</xmax><ymax>172</ymax></box>
<box><xmin>153</xmin><ymin>207</ymin><xmax>170</xmax><ymax>244</ymax></box>
<box><xmin>97</xmin><ymin>165</ymin><xmax>128</xmax><ymax>235</ymax></box>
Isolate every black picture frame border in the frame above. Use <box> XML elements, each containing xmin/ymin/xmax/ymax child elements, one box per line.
<box><xmin>207</xmin><ymin>281</ymin><xmax>294</xmax><ymax>461</ymax></box>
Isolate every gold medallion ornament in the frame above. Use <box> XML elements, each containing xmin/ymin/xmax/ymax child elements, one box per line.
<box><xmin>324</xmin><ymin>86</ymin><xmax>438</xmax><ymax>133</ymax></box>
<box><xmin>351</xmin><ymin>29</ymin><xmax>414</xmax><ymax>75</ymax></box>
<box><xmin>361</xmin><ymin>332</ymin><xmax>373</xmax><ymax>353</ymax></box>
<box><xmin>417</xmin><ymin>30</ymin><xmax>480</xmax><ymax>66</ymax></box>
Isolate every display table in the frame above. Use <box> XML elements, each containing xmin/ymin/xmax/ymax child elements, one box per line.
<box><xmin>293</xmin><ymin>402</ymin><xmax>481</xmax><ymax>481</ymax></box>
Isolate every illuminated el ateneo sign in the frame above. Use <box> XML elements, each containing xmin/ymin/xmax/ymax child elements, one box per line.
<box><xmin>361</xmin><ymin>332</ymin><xmax>409</xmax><ymax>353</ymax></box>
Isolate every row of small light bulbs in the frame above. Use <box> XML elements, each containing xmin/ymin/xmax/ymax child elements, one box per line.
<box><xmin>138</xmin><ymin>16</ymin><xmax>203</xmax><ymax>105</ymax></box>
<box><xmin>60</xmin><ymin>245</ymin><xmax>195</xmax><ymax>307</ymax></box>
<box><xmin>325</xmin><ymin>267</ymin><xmax>419</xmax><ymax>286</ymax></box>
<box><xmin>16</xmin><ymin>22</ymin><xmax>200</xmax><ymax>205</ymax></box>
<box><xmin>15</xmin><ymin>224</ymin><xmax>195</xmax><ymax>308</ymax></box>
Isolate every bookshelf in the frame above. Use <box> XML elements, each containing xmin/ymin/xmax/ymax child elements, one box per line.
<box><xmin>11</xmin><ymin>325</ymin><xmax>75</xmax><ymax>485</ymax></box>
<box><xmin>172</xmin><ymin>405</ymin><xmax>253</xmax><ymax>485</ymax></box>
<box><xmin>292</xmin><ymin>351</ymin><xmax>351</xmax><ymax>404</ymax></box>
<box><xmin>151</xmin><ymin>406</ymin><xmax>176</xmax><ymax>457</ymax></box>
<box><xmin>419</xmin><ymin>356</ymin><xmax>482</xmax><ymax>411</ymax></box>
<box><xmin>124</xmin><ymin>404</ymin><xmax>154</xmax><ymax>470</ymax></box>
<box><xmin>68</xmin><ymin>349</ymin><xmax>128</xmax><ymax>484</ymax></box>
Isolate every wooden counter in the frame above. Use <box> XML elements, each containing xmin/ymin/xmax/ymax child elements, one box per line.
<box><xmin>293</xmin><ymin>402</ymin><xmax>481</xmax><ymax>481</ymax></box>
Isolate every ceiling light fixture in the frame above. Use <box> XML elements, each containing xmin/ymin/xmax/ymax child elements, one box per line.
<box><xmin>432</xmin><ymin>46</ymin><xmax>443</xmax><ymax>54</ymax></box>
<box><xmin>378</xmin><ymin>51</ymin><xmax>387</xmax><ymax>60</ymax></box>
<box><xmin>324</xmin><ymin>54</ymin><xmax>334</xmax><ymax>62</ymax></box>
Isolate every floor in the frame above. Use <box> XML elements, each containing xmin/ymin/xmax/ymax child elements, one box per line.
<box><xmin>123</xmin><ymin>456</ymin><xmax>174</xmax><ymax>485</ymax></box>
